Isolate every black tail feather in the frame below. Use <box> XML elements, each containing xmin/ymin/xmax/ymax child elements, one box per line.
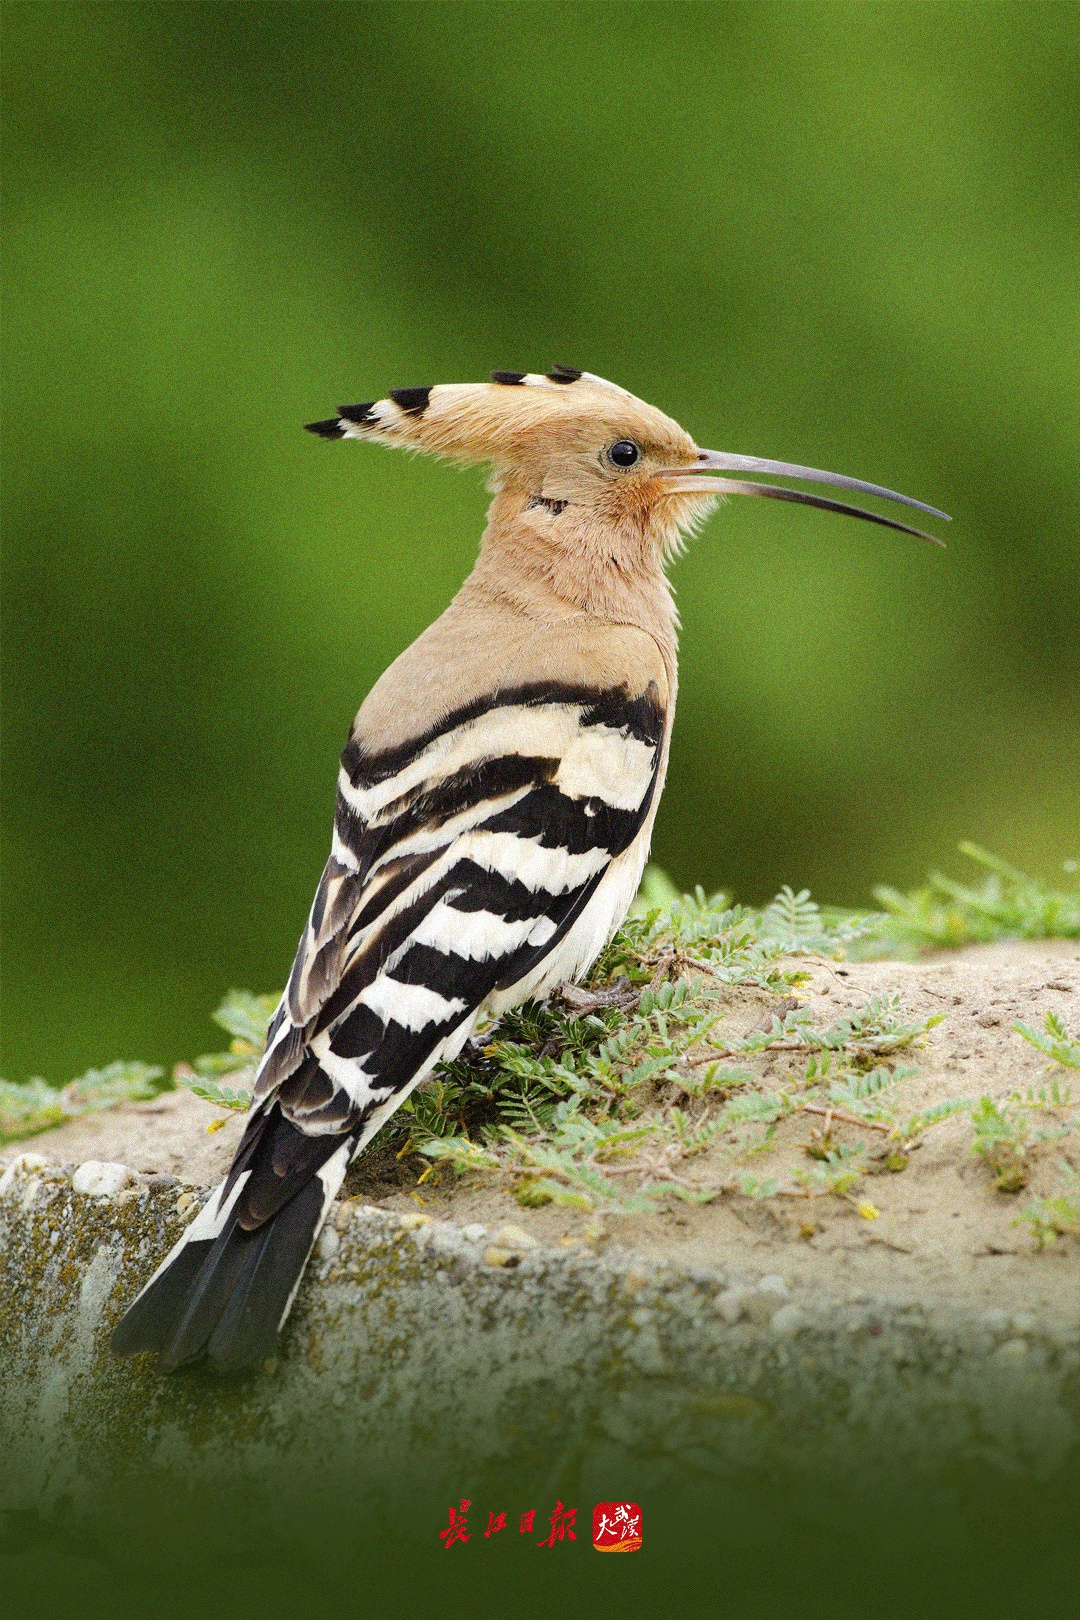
<box><xmin>206</xmin><ymin>1178</ymin><xmax>326</xmax><ymax>1371</ymax></box>
<box><xmin>111</xmin><ymin>1169</ymin><xmax>331</xmax><ymax>1372</ymax></box>
<box><xmin>111</xmin><ymin>1106</ymin><xmax>352</xmax><ymax>1372</ymax></box>
<box><xmin>157</xmin><ymin>1212</ymin><xmax>277</xmax><ymax>1372</ymax></box>
<box><xmin>109</xmin><ymin>1236</ymin><xmax>217</xmax><ymax>1359</ymax></box>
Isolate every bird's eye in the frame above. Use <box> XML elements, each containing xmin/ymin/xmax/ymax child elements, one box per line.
<box><xmin>608</xmin><ymin>440</ymin><xmax>641</xmax><ymax>468</ymax></box>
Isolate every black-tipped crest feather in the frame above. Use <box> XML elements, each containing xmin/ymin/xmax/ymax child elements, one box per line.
<box><xmin>388</xmin><ymin>386</ymin><xmax>433</xmax><ymax>416</ymax></box>
<box><xmin>337</xmin><ymin>402</ymin><xmax>378</xmax><ymax>425</ymax></box>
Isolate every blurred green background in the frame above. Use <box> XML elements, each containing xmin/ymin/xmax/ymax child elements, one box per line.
<box><xmin>3</xmin><ymin>1</ymin><xmax>1078</xmax><ymax>1085</ymax></box>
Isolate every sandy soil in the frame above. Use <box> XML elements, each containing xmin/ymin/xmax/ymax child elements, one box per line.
<box><xmin>6</xmin><ymin>940</ymin><xmax>1079</xmax><ymax>1326</ymax></box>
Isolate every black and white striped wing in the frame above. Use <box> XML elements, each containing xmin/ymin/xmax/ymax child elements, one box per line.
<box><xmin>109</xmin><ymin>677</ymin><xmax>666</xmax><ymax>1370</ymax></box>
<box><xmin>252</xmin><ymin>680</ymin><xmax>666</xmax><ymax>1154</ymax></box>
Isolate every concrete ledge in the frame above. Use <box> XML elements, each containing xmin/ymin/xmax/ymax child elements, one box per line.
<box><xmin>2</xmin><ymin>1153</ymin><xmax>1078</xmax><ymax>1507</ymax></box>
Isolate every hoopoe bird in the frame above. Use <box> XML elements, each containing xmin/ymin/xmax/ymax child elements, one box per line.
<box><xmin>112</xmin><ymin>368</ymin><xmax>947</xmax><ymax>1371</ymax></box>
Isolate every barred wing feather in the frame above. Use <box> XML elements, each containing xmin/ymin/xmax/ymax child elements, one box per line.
<box><xmin>257</xmin><ymin>680</ymin><xmax>666</xmax><ymax>1142</ymax></box>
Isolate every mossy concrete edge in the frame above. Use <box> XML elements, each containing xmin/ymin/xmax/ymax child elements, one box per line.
<box><xmin>2</xmin><ymin>1154</ymin><xmax>1078</xmax><ymax>1507</ymax></box>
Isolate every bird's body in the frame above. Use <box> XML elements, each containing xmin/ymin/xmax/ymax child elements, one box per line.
<box><xmin>112</xmin><ymin>369</ymin><xmax>946</xmax><ymax>1372</ymax></box>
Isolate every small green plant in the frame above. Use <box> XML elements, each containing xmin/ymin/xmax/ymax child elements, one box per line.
<box><xmin>884</xmin><ymin>1097</ymin><xmax>972</xmax><ymax>1169</ymax></box>
<box><xmin>758</xmin><ymin>886</ymin><xmax>884</xmax><ymax>956</ymax></box>
<box><xmin>795</xmin><ymin>1142</ymin><xmax>878</xmax><ymax>1216</ymax></box>
<box><xmin>173</xmin><ymin>989</ymin><xmax>277</xmax><ymax>1111</ymax></box>
<box><xmin>420</xmin><ymin>1106</ymin><xmax>669</xmax><ymax>1213</ymax></box>
<box><xmin>822</xmin><ymin>1061</ymin><xmax>915</xmax><ymax>1119</ymax></box>
<box><xmin>706</xmin><ymin>994</ymin><xmax>943</xmax><ymax>1064</ymax></box>
<box><xmin>970</xmin><ymin>1096</ymin><xmax>1032</xmax><ymax>1192</ymax></box>
<box><xmin>732</xmin><ymin>1171</ymin><xmax>781</xmax><ymax>1201</ymax></box>
<box><xmin>176</xmin><ymin>1075</ymin><xmax>255</xmax><ymax>1112</ymax></box>
<box><xmin>969</xmin><ymin>1093</ymin><xmax>1079</xmax><ymax>1193</ymax></box>
<box><xmin>869</xmin><ymin>844</ymin><xmax>1079</xmax><ymax>956</ymax></box>
<box><xmin>1013</xmin><ymin>1011</ymin><xmax>1080</xmax><ymax>1070</ymax></box>
<box><xmin>1014</xmin><ymin>1163</ymin><xmax>1080</xmax><ymax>1250</ymax></box>
<box><xmin>0</xmin><ymin>1079</ymin><xmax>69</xmax><ymax>1142</ymax></box>
<box><xmin>0</xmin><ymin>1062</ymin><xmax>163</xmax><ymax>1146</ymax></box>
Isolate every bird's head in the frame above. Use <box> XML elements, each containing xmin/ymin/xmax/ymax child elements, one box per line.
<box><xmin>307</xmin><ymin>369</ymin><xmax>948</xmax><ymax>564</ymax></box>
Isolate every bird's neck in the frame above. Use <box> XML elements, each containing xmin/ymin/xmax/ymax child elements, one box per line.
<box><xmin>466</xmin><ymin>490</ymin><xmax>681</xmax><ymax>672</ymax></box>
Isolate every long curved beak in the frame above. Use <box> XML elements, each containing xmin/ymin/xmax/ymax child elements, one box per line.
<box><xmin>658</xmin><ymin>449</ymin><xmax>950</xmax><ymax>546</ymax></box>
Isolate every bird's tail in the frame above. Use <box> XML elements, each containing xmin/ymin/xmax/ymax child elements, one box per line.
<box><xmin>110</xmin><ymin>1138</ymin><xmax>350</xmax><ymax>1373</ymax></box>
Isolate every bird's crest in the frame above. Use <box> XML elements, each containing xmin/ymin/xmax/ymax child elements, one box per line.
<box><xmin>306</xmin><ymin>369</ymin><xmax>693</xmax><ymax>467</ymax></box>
